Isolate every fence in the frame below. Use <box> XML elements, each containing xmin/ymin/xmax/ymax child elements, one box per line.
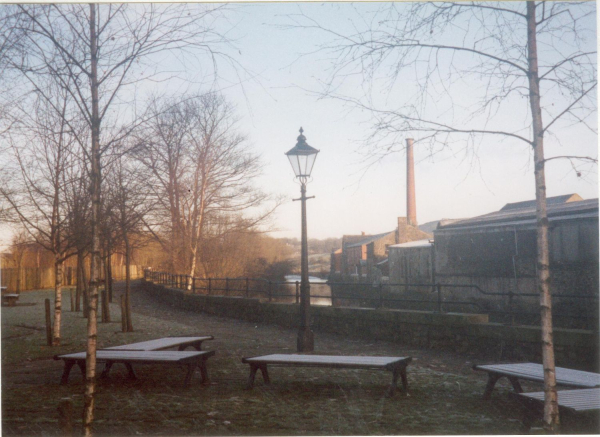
<box><xmin>144</xmin><ymin>270</ymin><xmax>599</xmax><ymax>330</ymax></box>
<box><xmin>1</xmin><ymin>265</ymin><xmax>144</xmax><ymax>292</ymax></box>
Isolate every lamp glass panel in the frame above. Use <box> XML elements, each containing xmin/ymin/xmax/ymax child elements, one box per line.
<box><xmin>287</xmin><ymin>154</ymin><xmax>302</xmax><ymax>177</ymax></box>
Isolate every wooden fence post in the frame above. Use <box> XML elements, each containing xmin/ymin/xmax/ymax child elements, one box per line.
<box><xmin>121</xmin><ymin>295</ymin><xmax>127</xmax><ymax>332</ymax></box>
<box><xmin>57</xmin><ymin>398</ymin><xmax>73</xmax><ymax>437</ymax></box>
<box><xmin>45</xmin><ymin>298</ymin><xmax>52</xmax><ymax>346</ymax></box>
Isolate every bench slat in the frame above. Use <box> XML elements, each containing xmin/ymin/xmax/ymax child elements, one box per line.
<box><xmin>475</xmin><ymin>363</ymin><xmax>600</xmax><ymax>388</ymax></box>
<box><xmin>57</xmin><ymin>350</ymin><xmax>214</xmax><ymax>365</ymax></box>
<box><xmin>106</xmin><ymin>336</ymin><xmax>213</xmax><ymax>351</ymax></box>
<box><xmin>518</xmin><ymin>388</ymin><xmax>600</xmax><ymax>412</ymax></box>
<box><xmin>242</xmin><ymin>354</ymin><xmax>410</xmax><ymax>369</ymax></box>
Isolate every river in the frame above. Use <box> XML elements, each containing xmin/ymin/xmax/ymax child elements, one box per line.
<box><xmin>284</xmin><ymin>275</ymin><xmax>332</xmax><ymax>306</ymax></box>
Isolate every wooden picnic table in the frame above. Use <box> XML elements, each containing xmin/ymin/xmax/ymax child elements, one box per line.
<box><xmin>55</xmin><ymin>350</ymin><xmax>215</xmax><ymax>387</ymax></box>
<box><xmin>473</xmin><ymin>363</ymin><xmax>600</xmax><ymax>399</ymax></box>
<box><xmin>106</xmin><ymin>336</ymin><xmax>213</xmax><ymax>351</ymax></box>
<box><xmin>513</xmin><ymin>388</ymin><xmax>600</xmax><ymax>432</ymax></box>
<box><xmin>2</xmin><ymin>293</ymin><xmax>19</xmax><ymax>306</ymax></box>
<box><xmin>242</xmin><ymin>354</ymin><xmax>412</xmax><ymax>396</ymax></box>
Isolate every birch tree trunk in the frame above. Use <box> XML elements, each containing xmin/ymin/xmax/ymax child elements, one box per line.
<box><xmin>526</xmin><ymin>2</ymin><xmax>559</xmax><ymax>432</ymax></box>
<box><xmin>83</xmin><ymin>4</ymin><xmax>100</xmax><ymax>435</ymax></box>
<box><xmin>52</xmin><ymin>255</ymin><xmax>63</xmax><ymax>346</ymax></box>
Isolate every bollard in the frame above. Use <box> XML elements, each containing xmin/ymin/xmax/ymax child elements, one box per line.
<box><xmin>45</xmin><ymin>298</ymin><xmax>52</xmax><ymax>346</ymax></box>
<box><xmin>121</xmin><ymin>295</ymin><xmax>127</xmax><ymax>332</ymax></box>
<box><xmin>58</xmin><ymin>398</ymin><xmax>73</xmax><ymax>436</ymax></box>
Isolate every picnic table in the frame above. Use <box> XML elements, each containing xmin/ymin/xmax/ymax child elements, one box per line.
<box><xmin>106</xmin><ymin>336</ymin><xmax>213</xmax><ymax>351</ymax></box>
<box><xmin>55</xmin><ymin>350</ymin><xmax>215</xmax><ymax>387</ymax></box>
<box><xmin>2</xmin><ymin>293</ymin><xmax>19</xmax><ymax>306</ymax></box>
<box><xmin>242</xmin><ymin>354</ymin><xmax>412</xmax><ymax>396</ymax></box>
<box><xmin>473</xmin><ymin>363</ymin><xmax>600</xmax><ymax>399</ymax></box>
<box><xmin>513</xmin><ymin>388</ymin><xmax>600</xmax><ymax>432</ymax></box>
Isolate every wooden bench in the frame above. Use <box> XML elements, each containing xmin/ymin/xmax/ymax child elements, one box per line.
<box><xmin>106</xmin><ymin>336</ymin><xmax>213</xmax><ymax>351</ymax></box>
<box><xmin>55</xmin><ymin>350</ymin><xmax>215</xmax><ymax>387</ymax></box>
<box><xmin>513</xmin><ymin>388</ymin><xmax>600</xmax><ymax>432</ymax></box>
<box><xmin>2</xmin><ymin>293</ymin><xmax>19</xmax><ymax>306</ymax></box>
<box><xmin>241</xmin><ymin>354</ymin><xmax>412</xmax><ymax>396</ymax></box>
<box><xmin>473</xmin><ymin>363</ymin><xmax>600</xmax><ymax>399</ymax></box>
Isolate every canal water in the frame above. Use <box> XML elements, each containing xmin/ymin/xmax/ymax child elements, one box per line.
<box><xmin>284</xmin><ymin>275</ymin><xmax>332</xmax><ymax>306</ymax></box>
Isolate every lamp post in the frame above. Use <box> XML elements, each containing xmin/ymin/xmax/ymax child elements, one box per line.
<box><xmin>286</xmin><ymin>127</ymin><xmax>319</xmax><ymax>352</ymax></box>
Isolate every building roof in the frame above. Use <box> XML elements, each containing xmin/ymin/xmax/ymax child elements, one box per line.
<box><xmin>437</xmin><ymin>196</ymin><xmax>598</xmax><ymax>232</ymax></box>
<box><xmin>500</xmin><ymin>193</ymin><xmax>582</xmax><ymax>211</ymax></box>
<box><xmin>388</xmin><ymin>239</ymin><xmax>433</xmax><ymax>249</ymax></box>
<box><xmin>346</xmin><ymin>231</ymin><xmax>395</xmax><ymax>248</ymax></box>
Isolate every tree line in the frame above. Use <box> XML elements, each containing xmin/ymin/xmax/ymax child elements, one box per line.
<box><xmin>0</xmin><ymin>4</ymin><xmax>280</xmax><ymax>434</ymax></box>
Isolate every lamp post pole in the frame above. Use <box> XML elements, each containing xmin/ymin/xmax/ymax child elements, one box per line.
<box><xmin>297</xmin><ymin>181</ymin><xmax>314</xmax><ymax>351</ymax></box>
<box><xmin>285</xmin><ymin>127</ymin><xmax>319</xmax><ymax>353</ymax></box>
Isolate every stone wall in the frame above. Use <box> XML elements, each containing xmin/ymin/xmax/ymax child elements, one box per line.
<box><xmin>141</xmin><ymin>281</ymin><xmax>599</xmax><ymax>371</ymax></box>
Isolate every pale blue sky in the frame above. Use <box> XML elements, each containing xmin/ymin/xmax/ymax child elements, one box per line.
<box><xmin>1</xmin><ymin>2</ymin><xmax>597</xmax><ymax>250</ymax></box>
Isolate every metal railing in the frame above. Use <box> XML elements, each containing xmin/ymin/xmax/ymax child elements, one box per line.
<box><xmin>143</xmin><ymin>270</ymin><xmax>599</xmax><ymax>330</ymax></box>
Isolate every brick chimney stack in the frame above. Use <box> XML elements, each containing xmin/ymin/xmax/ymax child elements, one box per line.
<box><xmin>406</xmin><ymin>138</ymin><xmax>417</xmax><ymax>226</ymax></box>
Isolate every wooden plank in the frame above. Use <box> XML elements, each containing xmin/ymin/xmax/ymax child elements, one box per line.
<box><xmin>242</xmin><ymin>354</ymin><xmax>411</xmax><ymax>370</ymax></box>
<box><xmin>474</xmin><ymin>363</ymin><xmax>600</xmax><ymax>387</ymax></box>
<box><xmin>106</xmin><ymin>336</ymin><xmax>214</xmax><ymax>351</ymax></box>
<box><xmin>518</xmin><ymin>389</ymin><xmax>600</xmax><ymax>413</ymax></box>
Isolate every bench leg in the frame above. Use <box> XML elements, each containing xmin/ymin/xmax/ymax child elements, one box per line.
<box><xmin>183</xmin><ymin>363</ymin><xmax>197</xmax><ymax>387</ymax></box>
<box><xmin>199</xmin><ymin>360</ymin><xmax>209</xmax><ymax>384</ymax></box>
<box><xmin>60</xmin><ymin>361</ymin><xmax>75</xmax><ymax>385</ymax></box>
<box><xmin>508</xmin><ymin>377</ymin><xmax>523</xmax><ymax>393</ymax></box>
<box><xmin>483</xmin><ymin>373</ymin><xmax>501</xmax><ymax>400</ymax></box>
<box><xmin>125</xmin><ymin>363</ymin><xmax>137</xmax><ymax>380</ymax></box>
<box><xmin>387</xmin><ymin>368</ymin><xmax>399</xmax><ymax>397</ymax></box>
<box><xmin>259</xmin><ymin>364</ymin><xmax>270</xmax><ymax>384</ymax></box>
<box><xmin>245</xmin><ymin>365</ymin><xmax>259</xmax><ymax>389</ymax></box>
<box><xmin>101</xmin><ymin>361</ymin><xmax>113</xmax><ymax>379</ymax></box>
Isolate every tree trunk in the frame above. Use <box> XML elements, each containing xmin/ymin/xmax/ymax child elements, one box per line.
<box><xmin>526</xmin><ymin>2</ymin><xmax>559</xmax><ymax>432</ymax></box>
<box><xmin>83</xmin><ymin>5</ymin><xmax>100</xmax><ymax>435</ymax></box>
<box><xmin>76</xmin><ymin>252</ymin><xmax>83</xmax><ymax>312</ymax></box>
<box><xmin>124</xmin><ymin>233</ymin><xmax>133</xmax><ymax>332</ymax></box>
<box><xmin>107</xmin><ymin>251</ymin><xmax>113</xmax><ymax>303</ymax></box>
<box><xmin>52</xmin><ymin>255</ymin><xmax>63</xmax><ymax>346</ymax></box>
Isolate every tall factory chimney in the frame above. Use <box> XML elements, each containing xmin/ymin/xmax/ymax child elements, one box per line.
<box><xmin>406</xmin><ymin>138</ymin><xmax>417</xmax><ymax>226</ymax></box>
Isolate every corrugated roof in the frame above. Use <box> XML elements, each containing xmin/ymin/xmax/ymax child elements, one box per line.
<box><xmin>346</xmin><ymin>231</ymin><xmax>395</xmax><ymax>248</ymax></box>
<box><xmin>437</xmin><ymin>197</ymin><xmax>598</xmax><ymax>231</ymax></box>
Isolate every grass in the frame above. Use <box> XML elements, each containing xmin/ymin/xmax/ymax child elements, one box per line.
<box><xmin>2</xmin><ymin>285</ymin><xmax>533</xmax><ymax>436</ymax></box>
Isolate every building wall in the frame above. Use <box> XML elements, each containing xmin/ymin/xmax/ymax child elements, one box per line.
<box><xmin>388</xmin><ymin>245</ymin><xmax>434</xmax><ymax>293</ymax></box>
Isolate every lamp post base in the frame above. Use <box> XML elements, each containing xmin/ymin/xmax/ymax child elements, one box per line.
<box><xmin>297</xmin><ymin>327</ymin><xmax>314</xmax><ymax>352</ymax></box>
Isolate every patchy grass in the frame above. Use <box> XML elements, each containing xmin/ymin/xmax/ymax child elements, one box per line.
<box><xmin>2</xmin><ymin>284</ymin><xmax>531</xmax><ymax>436</ymax></box>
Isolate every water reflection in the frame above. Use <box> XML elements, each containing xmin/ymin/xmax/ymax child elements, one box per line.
<box><xmin>284</xmin><ymin>275</ymin><xmax>332</xmax><ymax>306</ymax></box>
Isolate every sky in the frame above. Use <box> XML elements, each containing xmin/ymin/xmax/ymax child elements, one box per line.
<box><xmin>0</xmin><ymin>2</ymin><xmax>597</xmax><ymax>249</ymax></box>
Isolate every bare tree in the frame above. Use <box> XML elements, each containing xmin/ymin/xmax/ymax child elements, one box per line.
<box><xmin>0</xmin><ymin>79</ymin><xmax>81</xmax><ymax>346</ymax></box>
<box><xmin>137</xmin><ymin>93</ymin><xmax>280</xmax><ymax>287</ymax></box>
<box><xmin>289</xmin><ymin>2</ymin><xmax>596</xmax><ymax>431</ymax></box>
<box><xmin>3</xmin><ymin>3</ymin><xmax>246</xmax><ymax>434</ymax></box>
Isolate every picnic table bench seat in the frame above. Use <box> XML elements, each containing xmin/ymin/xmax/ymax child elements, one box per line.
<box><xmin>241</xmin><ymin>354</ymin><xmax>412</xmax><ymax>396</ymax></box>
<box><xmin>513</xmin><ymin>388</ymin><xmax>600</xmax><ymax>432</ymax></box>
<box><xmin>106</xmin><ymin>336</ymin><xmax>213</xmax><ymax>351</ymax></box>
<box><xmin>473</xmin><ymin>363</ymin><xmax>600</xmax><ymax>399</ymax></box>
<box><xmin>55</xmin><ymin>350</ymin><xmax>215</xmax><ymax>387</ymax></box>
<box><xmin>2</xmin><ymin>293</ymin><xmax>19</xmax><ymax>306</ymax></box>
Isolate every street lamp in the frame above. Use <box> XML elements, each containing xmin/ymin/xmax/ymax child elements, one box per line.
<box><xmin>286</xmin><ymin>127</ymin><xmax>319</xmax><ymax>352</ymax></box>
